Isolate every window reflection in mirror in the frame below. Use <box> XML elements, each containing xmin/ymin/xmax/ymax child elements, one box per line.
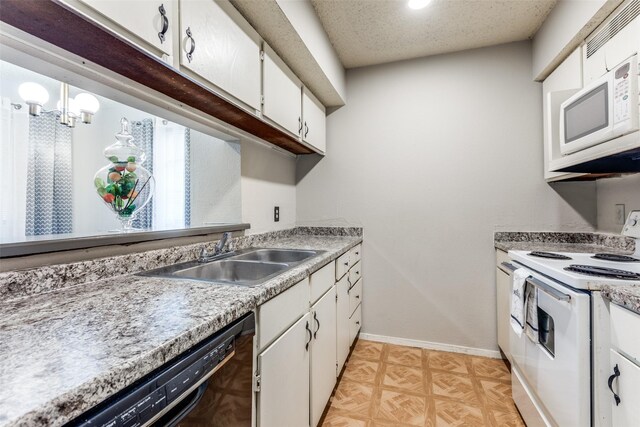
<box><xmin>0</xmin><ymin>59</ymin><xmax>241</xmax><ymax>244</ymax></box>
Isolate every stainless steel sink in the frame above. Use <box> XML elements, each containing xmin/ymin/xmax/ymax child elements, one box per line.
<box><xmin>139</xmin><ymin>248</ymin><xmax>324</xmax><ymax>286</ymax></box>
<box><xmin>172</xmin><ymin>260</ymin><xmax>289</xmax><ymax>286</ymax></box>
<box><xmin>231</xmin><ymin>249</ymin><xmax>318</xmax><ymax>263</ymax></box>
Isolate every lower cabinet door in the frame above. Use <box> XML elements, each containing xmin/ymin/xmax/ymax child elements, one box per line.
<box><xmin>610</xmin><ymin>349</ymin><xmax>640</xmax><ymax>426</ymax></box>
<box><xmin>496</xmin><ymin>267</ymin><xmax>511</xmax><ymax>361</ymax></box>
<box><xmin>257</xmin><ymin>313</ymin><xmax>311</xmax><ymax>427</ymax></box>
<box><xmin>336</xmin><ymin>276</ymin><xmax>350</xmax><ymax>374</ymax></box>
<box><xmin>311</xmin><ymin>287</ymin><xmax>337</xmax><ymax>427</ymax></box>
<box><xmin>349</xmin><ymin>305</ymin><xmax>362</xmax><ymax>346</ymax></box>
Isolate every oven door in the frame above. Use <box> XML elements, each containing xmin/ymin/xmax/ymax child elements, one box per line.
<box><xmin>511</xmin><ymin>270</ymin><xmax>591</xmax><ymax>427</ymax></box>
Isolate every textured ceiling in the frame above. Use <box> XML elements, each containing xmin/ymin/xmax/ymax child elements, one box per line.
<box><xmin>311</xmin><ymin>0</ymin><xmax>557</xmax><ymax>68</ymax></box>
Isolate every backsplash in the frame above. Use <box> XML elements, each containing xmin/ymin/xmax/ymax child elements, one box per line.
<box><xmin>0</xmin><ymin>227</ymin><xmax>362</xmax><ymax>301</ymax></box>
<box><xmin>494</xmin><ymin>231</ymin><xmax>635</xmax><ymax>252</ymax></box>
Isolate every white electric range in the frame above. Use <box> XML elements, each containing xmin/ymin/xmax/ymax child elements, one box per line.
<box><xmin>504</xmin><ymin>211</ymin><xmax>640</xmax><ymax>427</ymax></box>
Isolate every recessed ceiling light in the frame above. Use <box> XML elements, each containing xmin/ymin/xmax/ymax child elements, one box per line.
<box><xmin>408</xmin><ymin>0</ymin><xmax>432</xmax><ymax>10</ymax></box>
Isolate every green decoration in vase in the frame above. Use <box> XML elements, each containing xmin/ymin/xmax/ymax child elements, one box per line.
<box><xmin>94</xmin><ymin>117</ymin><xmax>155</xmax><ymax>232</ymax></box>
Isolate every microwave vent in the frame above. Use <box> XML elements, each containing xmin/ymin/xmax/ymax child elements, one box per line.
<box><xmin>586</xmin><ymin>0</ymin><xmax>640</xmax><ymax>59</ymax></box>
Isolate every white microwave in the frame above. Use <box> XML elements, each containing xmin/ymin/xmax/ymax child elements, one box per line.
<box><xmin>560</xmin><ymin>54</ymin><xmax>639</xmax><ymax>155</ymax></box>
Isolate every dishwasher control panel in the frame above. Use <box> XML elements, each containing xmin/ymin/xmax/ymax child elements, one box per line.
<box><xmin>69</xmin><ymin>314</ymin><xmax>249</xmax><ymax>427</ymax></box>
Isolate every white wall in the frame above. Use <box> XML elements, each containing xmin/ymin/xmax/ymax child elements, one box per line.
<box><xmin>597</xmin><ymin>175</ymin><xmax>640</xmax><ymax>233</ymax></box>
<box><xmin>531</xmin><ymin>0</ymin><xmax>617</xmax><ymax>80</ymax></box>
<box><xmin>296</xmin><ymin>41</ymin><xmax>597</xmax><ymax>353</ymax></box>
<box><xmin>241</xmin><ymin>141</ymin><xmax>297</xmax><ymax>234</ymax></box>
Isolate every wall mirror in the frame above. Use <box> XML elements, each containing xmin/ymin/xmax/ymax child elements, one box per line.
<box><xmin>0</xmin><ymin>59</ymin><xmax>242</xmax><ymax>250</ymax></box>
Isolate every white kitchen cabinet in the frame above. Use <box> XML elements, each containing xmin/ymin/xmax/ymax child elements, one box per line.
<box><xmin>495</xmin><ymin>249</ymin><xmax>512</xmax><ymax>361</ymax></box>
<box><xmin>302</xmin><ymin>88</ymin><xmax>326</xmax><ymax>153</ymax></box>
<box><xmin>262</xmin><ymin>44</ymin><xmax>303</xmax><ymax>137</ymax></box>
<box><xmin>349</xmin><ymin>278</ymin><xmax>363</xmax><ymax>316</ymax></box>
<box><xmin>257</xmin><ymin>312</ymin><xmax>311</xmax><ymax>427</ymax></box>
<box><xmin>310</xmin><ymin>287</ymin><xmax>337</xmax><ymax>427</ymax></box>
<box><xmin>335</xmin><ymin>251</ymin><xmax>351</xmax><ymax>280</ymax></box>
<box><xmin>609</xmin><ymin>349</ymin><xmax>640</xmax><ymax>426</ymax></box>
<box><xmin>310</xmin><ymin>262</ymin><xmax>335</xmax><ymax>305</ymax></box>
<box><xmin>336</xmin><ymin>275</ymin><xmax>351</xmax><ymax>375</ymax></box>
<box><xmin>542</xmin><ymin>47</ymin><xmax>585</xmax><ymax>181</ymax></box>
<box><xmin>60</xmin><ymin>0</ymin><xmax>175</xmax><ymax>59</ymax></box>
<box><xmin>179</xmin><ymin>0</ymin><xmax>262</xmax><ymax>112</ymax></box>
<box><xmin>348</xmin><ymin>261</ymin><xmax>362</xmax><ymax>286</ymax></box>
<box><xmin>257</xmin><ymin>277</ymin><xmax>309</xmax><ymax>351</ymax></box>
<box><xmin>349</xmin><ymin>304</ymin><xmax>362</xmax><ymax>346</ymax></box>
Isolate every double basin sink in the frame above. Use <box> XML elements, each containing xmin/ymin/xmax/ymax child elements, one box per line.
<box><xmin>139</xmin><ymin>248</ymin><xmax>324</xmax><ymax>287</ymax></box>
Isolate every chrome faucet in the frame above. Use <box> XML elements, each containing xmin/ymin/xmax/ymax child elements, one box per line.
<box><xmin>198</xmin><ymin>232</ymin><xmax>233</xmax><ymax>262</ymax></box>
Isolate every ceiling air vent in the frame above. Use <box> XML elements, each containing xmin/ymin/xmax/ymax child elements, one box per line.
<box><xmin>586</xmin><ymin>0</ymin><xmax>640</xmax><ymax>58</ymax></box>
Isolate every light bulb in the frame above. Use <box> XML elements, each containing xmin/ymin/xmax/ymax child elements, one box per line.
<box><xmin>18</xmin><ymin>82</ymin><xmax>49</xmax><ymax>105</ymax></box>
<box><xmin>408</xmin><ymin>0</ymin><xmax>432</xmax><ymax>10</ymax></box>
<box><xmin>75</xmin><ymin>92</ymin><xmax>100</xmax><ymax>114</ymax></box>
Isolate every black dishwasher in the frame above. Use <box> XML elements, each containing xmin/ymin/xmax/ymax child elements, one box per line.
<box><xmin>68</xmin><ymin>313</ymin><xmax>255</xmax><ymax>427</ymax></box>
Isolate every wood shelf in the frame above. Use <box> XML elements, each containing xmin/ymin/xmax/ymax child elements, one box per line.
<box><xmin>0</xmin><ymin>0</ymin><xmax>314</xmax><ymax>155</ymax></box>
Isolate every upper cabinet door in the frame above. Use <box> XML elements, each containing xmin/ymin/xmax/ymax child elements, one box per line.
<box><xmin>302</xmin><ymin>88</ymin><xmax>326</xmax><ymax>153</ymax></box>
<box><xmin>69</xmin><ymin>0</ymin><xmax>175</xmax><ymax>58</ymax></box>
<box><xmin>179</xmin><ymin>0</ymin><xmax>262</xmax><ymax>112</ymax></box>
<box><xmin>262</xmin><ymin>44</ymin><xmax>303</xmax><ymax>137</ymax></box>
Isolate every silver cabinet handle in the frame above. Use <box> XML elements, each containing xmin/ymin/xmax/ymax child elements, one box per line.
<box><xmin>500</xmin><ymin>262</ymin><xmax>517</xmax><ymax>273</ymax></box>
<box><xmin>185</xmin><ymin>27</ymin><xmax>195</xmax><ymax>62</ymax></box>
<box><xmin>501</xmin><ymin>262</ymin><xmax>571</xmax><ymax>302</ymax></box>
<box><xmin>304</xmin><ymin>121</ymin><xmax>309</xmax><ymax>138</ymax></box>
<box><xmin>158</xmin><ymin>4</ymin><xmax>169</xmax><ymax>43</ymax></box>
<box><xmin>298</xmin><ymin>117</ymin><xmax>302</xmax><ymax>134</ymax></box>
<box><xmin>355</xmin><ymin>295</ymin><xmax>360</xmax><ymax>299</ymax></box>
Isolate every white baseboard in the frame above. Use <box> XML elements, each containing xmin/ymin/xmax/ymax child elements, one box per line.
<box><xmin>358</xmin><ymin>333</ymin><xmax>503</xmax><ymax>359</ymax></box>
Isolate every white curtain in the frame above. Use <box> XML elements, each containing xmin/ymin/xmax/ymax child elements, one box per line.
<box><xmin>153</xmin><ymin>119</ymin><xmax>186</xmax><ymax>230</ymax></box>
<box><xmin>0</xmin><ymin>97</ymin><xmax>29</xmax><ymax>241</ymax></box>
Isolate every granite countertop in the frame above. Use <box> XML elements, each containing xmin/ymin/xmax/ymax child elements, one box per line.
<box><xmin>494</xmin><ymin>231</ymin><xmax>635</xmax><ymax>254</ymax></box>
<box><xmin>0</xmin><ymin>232</ymin><xmax>362</xmax><ymax>427</ymax></box>
<box><xmin>602</xmin><ymin>285</ymin><xmax>640</xmax><ymax>315</ymax></box>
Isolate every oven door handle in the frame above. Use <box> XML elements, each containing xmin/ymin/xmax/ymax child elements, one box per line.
<box><xmin>526</xmin><ymin>277</ymin><xmax>571</xmax><ymax>302</ymax></box>
<box><xmin>501</xmin><ymin>263</ymin><xmax>571</xmax><ymax>302</ymax></box>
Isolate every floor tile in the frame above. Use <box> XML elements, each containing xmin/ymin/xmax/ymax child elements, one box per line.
<box><xmin>478</xmin><ymin>379</ymin><xmax>514</xmax><ymax>412</ymax></box>
<box><xmin>382</xmin><ymin>363</ymin><xmax>427</xmax><ymax>394</ymax></box>
<box><xmin>387</xmin><ymin>345</ymin><xmax>424</xmax><ymax>367</ymax></box>
<box><xmin>375</xmin><ymin>389</ymin><xmax>427</xmax><ymax>426</ymax></box>
<box><xmin>324</xmin><ymin>340</ymin><xmax>524</xmax><ymax>427</ymax></box>
<box><xmin>427</xmin><ymin>352</ymin><xmax>470</xmax><ymax>375</ymax></box>
<box><xmin>470</xmin><ymin>357</ymin><xmax>510</xmax><ymax>381</ymax></box>
<box><xmin>321</xmin><ymin>407</ymin><xmax>369</xmax><ymax>427</ymax></box>
<box><xmin>433</xmin><ymin>398</ymin><xmax>486</xmax><ymax>427</ymax></box>
<box><xmin>431</xmin><ymin>371</ymin><xmax>479</xmax><ymax>404</ymax></box>
<box><xmin>342</xmin><ymin>358</ymin><xmax>381</xmax><ymax>385</ymax></box>
<box><xmin>331</xmin><ymin>380</ymin><xmax>375</xmax><ymax>417</ymax></box>
<box><xmin>351</xmin><ymin>340</ymin><xmax>385</xmax><ymax>361</ymax></box>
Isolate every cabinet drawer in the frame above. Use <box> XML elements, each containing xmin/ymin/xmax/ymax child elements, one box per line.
<box><xmin>496</xmin><ymin>249</ymin><xmax>510</xmax><ymax>270</ymax></box>
<box><xmin>336</xmin><ymin>251</ymin><xmax>350</xmax><ymax>280</ymax></box>
<box><xmin>349</xmin><ymin>244</ymin><xmax>362</xmax><ymax>266</ymax></box>
<box><xmin>349</xmin><ymin>261</ymin><xmax>362</xmax><ymax>285</ymax></box>
<box><xmin>611</xmin><ymin>303</ymin><xmax>640</xmax><ymax>365</ymax></box>
<box><xmin>310</xmin><ymin>262</ymin><xmax>335</xmax><ymax>305</ymax></box>
<box><xmin>610</xmin><ymin>349</ymin><xmax>640</xmax><ymax>426</ymax></box>
<box><xmin>258</xmin><ymin>277</ymin><xmax>309</xmax><ymax>351</ymax></box>
<box><xmin>349</xmin><ymin>278</ymin><xmax>362</xmax><ymax>316</ymax></box>
<box><xmin>349</xmin><ymin>305</ymin><xmax>362</xmax><ymax>346</ymax></box>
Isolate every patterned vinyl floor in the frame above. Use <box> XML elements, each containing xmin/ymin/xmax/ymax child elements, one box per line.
<box><xmin>320</xmin><ymin>340</ymin><xmax>526</xmax><ymax>427</ymax></box>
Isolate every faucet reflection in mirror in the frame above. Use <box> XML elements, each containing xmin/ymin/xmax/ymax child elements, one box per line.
<box><xmin>18</xmin><ymin>81</ymin><xmax>100</xmax><ymax>127</ymax></box>
<box><xmin>94</xmin><ymin>118</ymin><xmax>155</xmax><ymax>233</ymax></box>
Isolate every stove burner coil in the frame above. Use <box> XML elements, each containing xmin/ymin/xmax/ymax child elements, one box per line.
<box><xmin>592</xmin><ymin>253</ymin><xmax>640</xmax><ymax>263</ymax></box>
<box><xmin>528</xmin><ymin>251</ymin><xmax>572</xmax><ymax>260</ymax></box>
<box><xmin>564</xmin><ymin>265</ymin><xmax>640</xmax><ymax>280</ymax></box>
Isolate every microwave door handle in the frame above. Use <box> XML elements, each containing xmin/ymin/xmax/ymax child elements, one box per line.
<box><xmin>526</xmin><ymin>277</ymin><xmax>571</xmax><ymax>302</ymax></box>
